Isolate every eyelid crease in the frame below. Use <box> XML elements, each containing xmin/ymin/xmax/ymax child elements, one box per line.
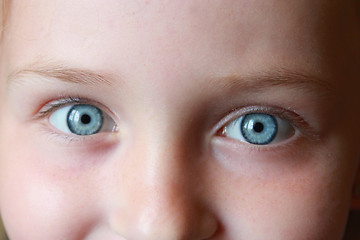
<box><xmin>215</xmin><ymin>105</ymin><xmax>321</xmax><ymax>142</ymax></box>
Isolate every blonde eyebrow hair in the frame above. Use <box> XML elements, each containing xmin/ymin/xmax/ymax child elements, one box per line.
<box><xmin>0</xmin><ymin>0</ymin><xmax>10</xmax><ymax>40</ymax></box>
<box><xmin>8</xmin><ymin>61</ymin><xmax>114</xmax><ymax>87</ymax></box>
<box><xmin>212</xmin><ymin>69</ymin><xmax>333</xmax><ymax>96</ymax></box>
<box><xmin>8</xmin><ymin>60</ymin><xmax>333</xmax><ymax>98</ymax></box>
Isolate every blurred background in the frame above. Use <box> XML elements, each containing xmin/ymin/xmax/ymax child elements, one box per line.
<box><xmin>0</xmin><ymin>219</ymin><xmax>6</xmax><ymax>240</ymax></box>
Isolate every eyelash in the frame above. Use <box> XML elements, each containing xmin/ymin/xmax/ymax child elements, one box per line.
<box><xmin>35</xmin><ymin>96</ymin><xmax>119</xmax><ymax>143</ymax></box>
<box><xmin>36</xmin><ymin>96</ymin><xmax>88</xmax><ymax>117</ymax></box>
<box><xmin>215</xmin><ymin>106</ymin><xmax>320</xmax><ymax>143</ymax></box>
<box><xmin>35</xmin><ymin>97</ymin><xmax>319</xmax><ymax>147</ymax></box>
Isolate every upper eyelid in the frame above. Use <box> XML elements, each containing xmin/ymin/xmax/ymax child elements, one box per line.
<box><xmin>37</xmin><ymin>99</ymin><xmax>320</xmax><ymax>142</ymax></box>
<box><xmin>213</xmin><ymin>105</ymin><xmax>321</xmax><ymax>141</ymax></box>
<box><xmin>35</xmin><ymin>98</ymin><xmax>120</xmax><ymax>140</ymax></box>
<box><xmin>34</xmin><ymin>97</ymin><xmax>117</xmax><ymax>121</ymax></box>
<box><xmin>37</xmin><ymin>97</ymin><xmax>82</xmax><ymax>116</ymax></box>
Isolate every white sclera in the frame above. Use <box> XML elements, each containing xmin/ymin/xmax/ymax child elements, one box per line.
<box><xmin>49</xmin><ymin>105</ymin><xmax>73</xmax><ymax>134</ymax></box>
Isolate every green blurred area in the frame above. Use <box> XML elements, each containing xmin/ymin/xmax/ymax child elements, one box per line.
<box><xmin>0</xmin><ymin>219</ymin><xmax>6</xmax><ymax>240</ymax></box>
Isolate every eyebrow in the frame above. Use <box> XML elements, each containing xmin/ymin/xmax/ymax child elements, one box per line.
<box><xmin>8</xmin><ymin>62</ymin><xmax>333</xmax><ymax>96</ymax></box>
<box><xmin>212</xmin><ymin>69</ymin><xmax>333</xmax><ymax>96</ymax></box>
<box><xmin>8</xmin><ymin>62</ymin><xmax>114</xmax><ymax>87</ymax></box>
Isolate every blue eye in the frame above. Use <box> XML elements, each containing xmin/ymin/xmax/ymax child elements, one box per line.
<box><xmin>49</xmin><ymin>104</ymin><xmax>116</xmax><ymax>136</ymax></box>
<box><xmin>67</xmin><ymin>104</ymin><xmax>103</xmax><ymax>135</ymax></box>
<box><xmin>223</xmin><ymin>113</ymin><xmax>294</xmax><ymax>145</ymax></box>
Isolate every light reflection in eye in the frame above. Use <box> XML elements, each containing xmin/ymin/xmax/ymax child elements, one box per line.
<box><xmin>223</xmin><ymin>113</ymin><xmax>295</xmax><ymax>145</ymax></box>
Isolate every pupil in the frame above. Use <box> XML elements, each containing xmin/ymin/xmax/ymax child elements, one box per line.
<box><xmin>253</xmin><ymin>122</ymin><xmax>264</xmax><ymax>133</ymax></box>
<box><xmin>81</xmin><ymin>114</ymin><xmax>91</xmax><ymax>124</ymax></box>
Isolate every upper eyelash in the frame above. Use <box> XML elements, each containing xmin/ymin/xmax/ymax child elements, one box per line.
<box><xmin>35</xmin><ymin>97</ymin><xmax>96</xmax><ymax>119</ymax></box>
<box><xmin>35</xmin><ymin>97</ymin><xmax>119</xmax><ymax>142</ymax></box>
<box><xmin>216</xmin><ymin>105</ymin><xmax>321</xmax><ymax>142</ymax></box>
<box><xmin>37</xmin><ymin>99</ymin><xmax>320</xmax><ymax>143</ymax></box>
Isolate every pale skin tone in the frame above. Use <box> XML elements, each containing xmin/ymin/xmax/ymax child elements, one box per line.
<box><xmin>0</xmin><ymin>0</ymin><xmax>360</xmax><ymax>239</ymax></box>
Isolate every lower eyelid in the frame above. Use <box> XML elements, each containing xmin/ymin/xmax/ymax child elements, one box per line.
<box><xmin>37</xmin><ymin>122</ymin><xmax>119</xmax><ymax>147</ymax></box>
<box><xmin>210</xmin><ymin>135</ymin><xmax>315</xmax><ymax>179</ymax></box>
<box><xmin>212</xmin><ymin>130</ymin><xmax>303</xmax><ymax>153</ymax></box>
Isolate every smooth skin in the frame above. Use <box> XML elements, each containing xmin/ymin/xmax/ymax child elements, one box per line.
<box><xmin>0</xmin><ymin>0</ymin><xmax>360</xmax><ymax>239</ymax></box>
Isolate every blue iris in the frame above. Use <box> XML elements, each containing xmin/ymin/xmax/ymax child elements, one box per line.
<box><xmin>67</xmin><ymin>104</ymin><xmax>104</xmax><ymax>135</ymax></box>
<box><xmin>240</xmin><ymin>113</ymin><xmax>278</xmax><ymax>145</ymax></box>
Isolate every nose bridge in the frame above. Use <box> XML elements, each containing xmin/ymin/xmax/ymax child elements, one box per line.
<box><xmin>108</xmin><ymin>125</ymin><xmax>218</xmax><ymax>239</ymax></box>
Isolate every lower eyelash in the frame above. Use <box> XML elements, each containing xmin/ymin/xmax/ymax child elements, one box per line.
<box><xmin>38</xmin><ymin>123</ymin><xmax>91</xmax><ymax>144</ymax></box>
<box><xmin>33</xmin><ymin>96</ymin><xmax>119</xmax><ymax>144</ymax></box>
<box><xmin>214</xmin><ymin>105</ymin><xmax>321</xmax><ymax>142</ymax></box>
<box><xmin>38</xmin><ymin>122</ymin><xmax>118</xmax><ymax>147</ymax></box>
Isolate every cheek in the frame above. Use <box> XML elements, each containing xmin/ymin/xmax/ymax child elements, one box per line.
<box><xmin>208</xmin><ymin>141</ymin><xmax>352</xmax><ymax>239</ymax></box>
<box><xmin>0</xmin><ymin>120</ymin><xmax>101</xmax><ymax>239</ymax></box>
<box><xmin>212</xmin><ymin>170</ymin><xmax>348</xmax><ymax>239</ymax></box>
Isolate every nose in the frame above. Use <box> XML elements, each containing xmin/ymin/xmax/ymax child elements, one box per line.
<box><xmin>107</xmin><ymin>138</ymin><xmax>218</xmax><ymax>240</ymax></box>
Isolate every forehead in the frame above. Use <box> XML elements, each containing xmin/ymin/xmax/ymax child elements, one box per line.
<box><xmin>2</xmin><ymin>0</ymin><xmax>358</xmax><ymax>95</ymax></box>
<box><xmin>4</xmin><ymin>1</ymin><xmax>344</xmax><ymax>64</ymax></box>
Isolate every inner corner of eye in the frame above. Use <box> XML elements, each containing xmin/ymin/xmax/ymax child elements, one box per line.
<box><xmin>218</xmin><ymin>118</ymin><xmax>237</xmax><ymax>137</ymax></box>
<box><xmin>218</xmin><ymin>119</ymin><xmax>232</xmax><ymax>134</ymax></box>
<box><xmin>217</xmin><ymin>126</ymin><xmax>227</xmax><ymax>136</ymax></box>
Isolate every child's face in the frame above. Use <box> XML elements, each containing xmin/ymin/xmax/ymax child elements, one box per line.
<box><xmin>0</xmin><ymin>0</ymin><xmax>359</xmax><ymax>239</ymax></box>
